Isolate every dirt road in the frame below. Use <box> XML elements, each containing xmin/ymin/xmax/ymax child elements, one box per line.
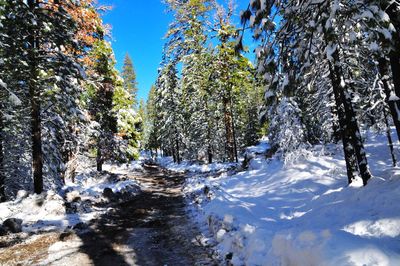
<box><xmin>0</xmin><ymin>166</ymin><xmax>219</xmax><ymax>266</ymax></box>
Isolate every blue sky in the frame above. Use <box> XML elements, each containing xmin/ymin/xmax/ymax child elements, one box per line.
<box><xmin>99</xmin><ymin>0</ymin><xmax>251</xmax><ymax>102</ymax></box>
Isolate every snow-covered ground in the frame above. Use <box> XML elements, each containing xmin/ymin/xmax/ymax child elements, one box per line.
<box><xmin>157</xmin><ymin>156</ymin><xmax>237</xmax><ymax>174</ymax></box>
<box><xmin>166</xmin><ymin>135</ymin><xmax>400</xmax><ymax>265</ymax></box>
<box><xmin>0</xmin><ymin>161</ymin><xmax>142</xmax><ymax>233</ymax></box>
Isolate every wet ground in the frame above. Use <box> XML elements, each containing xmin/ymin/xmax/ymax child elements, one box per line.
<box><xmin>0</xmin><ymin>165</ymin><xmax>219</xmax><ymax>266</ymax></box>
<box><xmin>74</xmin><ymin>165</ymin><xmax>218</xmax><ymax>266</ymax></box>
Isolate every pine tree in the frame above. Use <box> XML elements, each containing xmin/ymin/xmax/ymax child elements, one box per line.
<box><xmin>0</xmin><ymin>0</ymin><xmax>131</xmax><ymax>198</ymax></box>
<box><xmin>0</xmin><ymin>0</ymin><xmax>6</xmax><ymax>201</ymax></box>
<box><xmin>86</xmin><ymin>40</ymin><xmax>118</xmax><ymax>171</ymax></box>
<box><xmin>239</xmin><ymin>0</ymin><xmax>377</xmax><ymax>184</ymax></box>
<box><xmin>122</xmin><ymin>53</ymin><xmax>138</xmax><ymax>108</ymax></box>
<box><xmin>146</xmin><ymin>0</ymin><xmax>263</xmax><ymax>163</ymax></box>
<box><xmin>144</xmin><ymin>85</ymin><xmax>161</xmax><ymax>157</ymax></box>
<box><xmin>0</xmin><ymin>0</ymin><xmax>84</xmax><ymax>195</ymax></box>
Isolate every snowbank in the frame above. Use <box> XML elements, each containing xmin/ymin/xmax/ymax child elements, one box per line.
<box><xmin>66</xmin><ymin>163</ymin><xmax>141</xmax><ymax>198</ymax></box>
<box><xmin>0</xmin><ymin>163</ymin><xmax>141</xmax><ymax>233</ymax></box>
<box><xmin>157</xmin><ymin>156</ymin><xmax>237</xmax><ymax>173</ymax></box>
<box><xmin>184</xmin><ymin>133</ymin><xmax>400</xmax><ymax>265</ymax></box>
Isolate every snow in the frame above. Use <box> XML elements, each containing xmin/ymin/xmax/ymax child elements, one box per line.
<box><xmin>389</xmin><ymin>92</ymin><xmax>400</xmax><ymax>101</ymax></box>
<box><xmin>326</xmin><ymin>43</ymin><xmax>337</xmax><ymax>61</ymax></box>
<box><xmin>8</xmin><ymin>92</ymin><xmax>21</xmax><ymax>106</ymax></box>
<box><xmin>340</xmin><ymin>77</ymin><xmax>346</xmax><ymax>88</ymax></box>
<box><xmin>369</xmin><ymin>41</ymin><xmax>380</xmax><ymax>52</ymax></box>
<box><xmin>245</xmin><ymin>139</ymin><xmax>270</xmax><ymax>156</ymax></box>
<box><xmin>0</xmin><ymin>78</ymin><xmax>6</xmax><ymax>88</ymax></box>
<box><xmin>0</xmin><ymin>162</ymin><xmax>141</xmax><ymax>233</ymax></box>
<box><xmin>343</xmin><ymin>218</ymin><xmax>400</xmax><ymax>238</ymax></box>
<box><xmin>378</xmin><ymin>10</ymin><xmax>390</xmax><ymax>22</ymax></box>
<box><xmin>181</xmin><ymin>130</ymin><xmax>400</xmax><ymax>265</ymax></box>
<box><xmin>0</xmin><ymin>190</ymin><xmax>86</xmax><ymax>232</ymax></box>
<box><xmin>359</xmin><ymin>10</ymin><xmax>374</xmax><ymax>20</ymax></box>
<box><xmin>249</xmin><ymin>15</ymin><xmax>255</xmax><ymax>27</ymax></box>
<box><xmin>157</xmin><ymin>156</ymin><xmax>236</xmax><ymax>174</ymax></box>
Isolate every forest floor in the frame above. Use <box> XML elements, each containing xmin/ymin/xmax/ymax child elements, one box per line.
<box><xmin>0</xmin><ymin>165</ymin><xmax>219</xmax><ymax>266</ymax></box>
<box><xmin>163</xmin><ymin>134</ymin><xmax>400</xmax><ymax>265</ymax></box>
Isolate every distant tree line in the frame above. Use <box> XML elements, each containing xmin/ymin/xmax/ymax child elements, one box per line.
<box><xmin>144</xmin><ymin>0</ymin><xmax>266</xmax><ymax>163</ymax></box>
<box><xmin>145</xmin><ymin>0</ymin><xmax>400</xmax><ymax>186</ymax></box>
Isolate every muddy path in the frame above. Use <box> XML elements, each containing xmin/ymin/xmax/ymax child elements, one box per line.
<box><xmin>74</xmin><ymin>165</ymin><xmax>218</xmax><ymax>266</ymax></box>
<box><xmin>0</xmin><ymin>166</ymin><xmax>219</xmax><ymax>266</ymax></box>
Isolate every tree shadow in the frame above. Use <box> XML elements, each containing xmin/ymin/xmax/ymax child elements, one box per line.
<box><xmin>54</xmin><ymin>166</ymin><xmax>217</xmax><ymax>266</ymax></box>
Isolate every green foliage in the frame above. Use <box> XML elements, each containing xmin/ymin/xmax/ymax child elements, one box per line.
<box><xmin>143</xmin><ymin>1</ymin><xmax>264</xmax><ymax>162</ymax></box>
<box><xmin>122</xmin><ymin>53</ymin><xmax>138</xmax><ymax>107</ymax></box>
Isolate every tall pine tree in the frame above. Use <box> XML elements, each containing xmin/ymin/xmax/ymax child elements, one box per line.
<box><xmin>122</xmin><ymin>53</ymin><xmax>138</xmax><ymax>108</ymax></box>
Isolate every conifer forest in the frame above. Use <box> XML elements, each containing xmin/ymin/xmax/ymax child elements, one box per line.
<box><xmin>0</xmin><ymin>1</ymin><xmax>399</xmax><ymax>265</ymax></box>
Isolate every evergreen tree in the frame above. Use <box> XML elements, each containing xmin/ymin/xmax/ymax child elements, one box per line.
<box><xmin>239</xmin><ymin>0</ymin><xmax>382</xmax><ymax>185</ymax></box>
<box><xmin>122</xmin><ymin>53</ymin><xmax>138</xmax><ymax>108</ymax></box>
<box><xmin>144</xmin><ymin>85</ymin><xmax>161</xmax><ymax>157</ymax></box>
<box><xmin>144</xmin><ymin>0</ymin><xmax>264</xmax><ymax>163</ymax></box>
<box><xmin>0</xmin><ymin>0</ymin><xmax>83</xmax><ymax>195</ymax></box>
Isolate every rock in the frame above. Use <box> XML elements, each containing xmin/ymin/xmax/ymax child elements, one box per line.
<box><xmin>59</xmin><ymin>230</ymin><xmax>74</xmax><ymax>241</ymax></box>
<box><xmin>73</xmin><ymin>222</ymin><xmax>88</xmax><ymax>231</ymax></box>
<box><xmin>0</xmin><ymin>225</ymin><xmax>7</xmax><ymax>236</ymax></box>
<box><xmin>16</xmin><ymin>190</ymin><xmax>29</xmax><ymax>200</ymax></box>
<box><xmin>65</xmin><ymin>202</ymin><xmax>77</xmax><ymax>214</ymax></box>
<box><xmin>134</xmin><ymin>209</ymin><xmax>146</xmax><ymax>215</ymax></box>
<box><xmin>79</xmin><ymin>199</ymin><xmax>92</xmax><ymax>213</ymax></box>
<box><xmin>66</xmin><ymin>190</ymin><xmax>81</xmax><ymax>203</ymax></box>
<box><xmin>203</xmin><ymin>186</ymin><xmax>210</xmax><ymax>195</ymax></box>
<box><xmin>107</xmin><ymin>207</ymin><xmax>117</xmax><ymax>214</ymax></box>
<box><xmin>46</xmin><ymin>190</ymin><xmax>61</xmax><ymax>201</ymax></box>
<box><xmin>72</xmin><ymin>196</ymin><xmax>82</xmax><ymax>203</ymax></box>
<box><xmin>3</xmin><ymin>218</ymin><xmax>23</xmax><ymax>233</ymax></box>
<box><xmin>103</xmin><ymin>187</ymin><xmax>114</xmax><ymax>199</ymax></box>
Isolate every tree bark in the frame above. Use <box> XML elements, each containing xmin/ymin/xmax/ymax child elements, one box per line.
<box><xmin>223</xmin><ymin>97</ymin><xmax>235</xmax><ymax>162</ymax></box>
<box><xmin>384</xmin><ymin>112</ymin><xmax>397</xmax><ymax>167</ymax></box>
<box><xmin>328</xmin><ymin>61</ymin><xmax>359</xmax><ymax>184</ymax></box>
<box><xmin>96</xmin><ymin>138</ymin><xmax>103</xmax><ymax>171</ymax></box>
<box><xmin>329</xmin><ymin>48</ymin><xmax>371</xmax><ymax>185</ymax></box>
<box><xmin>28</xmin><ymin>0</ymin><xmax>43</xmax><ymax>194</ymax></box>
<box><xmin>204</xmin><ymin>95</ymin><xmax>213</xmax><ymax>164</ymax></box>
<box><xmin>382</xmin><ymin>1</ymin><xmax>400</xmax><ymax>120</ymax></box>
<box><xmin>390</xmin><ymin>52</ymin><xmax>400</xmax><ymax>105</ymax></box>
<box><xmin>175</xmin><ymin>128</ymin><xmax>181</xmax><ymax>164</ymax></box>
<box><xmin>378</xmin><ymin>57</ymin><xmax>400</xmax><ymax>141</ymax></box>
<box><xmin>229</xmin><ymin>92</ymin><xmax>239</xmax><ymax>163</ymax></box>
<box><xmin>0</xmin><ymin>112</ymin><xmax>5</xmax><ymax>202</ymax></box>
<box><xmin>330</xmin><ymin>98</ymin><xmax>341</xmax><ymax>143</ymax></box>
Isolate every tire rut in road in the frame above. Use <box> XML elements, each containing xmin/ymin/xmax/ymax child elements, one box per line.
<box><xmin>75</xmin><ymin>167</ymin><xmax>219</xmax><ymax>266</ymax></box>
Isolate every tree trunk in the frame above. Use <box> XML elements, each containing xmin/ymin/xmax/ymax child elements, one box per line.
<box><xmin>175</xmin><ymin>128</ymin><xmax>181</xmax><ymax>164</ymax></box>
<box><xmin>378</xmin><ymin>57</ymin><xmax>400</xmax><ymax>141</ymax></box>
<box><xmin>229</xmin><ymin>92</ymin><xmax>239</xmax><ymax>163</ymax></box>
<box><xmin>390</xmin><ymin>52</ymin><xmax>400</xmax><ymax>105</ymax></box>
<box><xmin>328</xmin><ymin>61</ymin><xmax>359</xmax><ymax>184</ymax></box>
<box><xmin>207</xmin><ymin>125</ymin><xmax>213</xmax><ymax>164</ymax></box>
<box><xmin>204</xmin><ymin>96</ymin><xmax>213</xmax><ymax>164</ymax></box>
<box><xmin>330</xmin><ymin>97</ymin><xmax>341</xmax><ymax>143</ymax></box>
<box><xmin>28</xmin><ymin>0</ymin><xmax>43</xmax><ymax>194</ymax></box>
<box><xmin>172</xmin><ymin>149</ymin><xmax>177</xmax><ymax>163</ymax></box>
<box><xmin>96</xmin><ymin>138</ymin><xmax>103</xmax><ymax>171</ymax></box>
<box><xmin>223</xmin><ymin>97</ymin><xmax>235</xmax><ymax>162</ymax></box>
<box><xmin>382</xmin><ymin>1</ymin><xmax>400</xmax><ymax>121</ymax></box>
<box><xmin>329</xmin><ymin>48</ymin><xmax>371</xmax><ymax>185</ymax></box>
<box><xmin>384</xmin><ymin>112</ymin><xmax>397</xmax><ymax>167</ymax></box>
<box><xmin>0</xmin><ymin>112</ymin><xmax>5</xmax><ymax>202</ymax></box>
